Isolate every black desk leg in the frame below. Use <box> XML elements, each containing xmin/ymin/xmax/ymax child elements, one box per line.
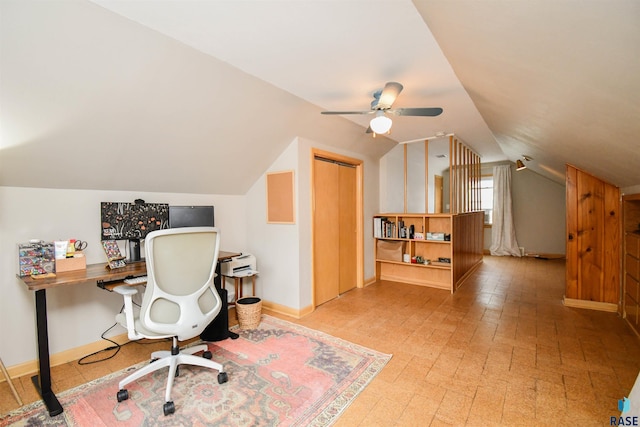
<box><xmin>32</xmin><ymin>289</ymin><xmax>63</xmax><ymax>417</ymax></box>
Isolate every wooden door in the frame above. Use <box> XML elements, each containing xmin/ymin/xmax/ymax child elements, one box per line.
<box><xmin>565</xmin><ymin>164</ymin><xmax>620</xmax><ymax>306</ymax></box>
<box><xmin>313</xmin><ymin>156</ymin><xmax>358</xmax><ymax>306</ymax></box>
<box><xmin>338</xmin><ymin>164</ymin><xmax>357</xmax><ymax>294</ymax></box>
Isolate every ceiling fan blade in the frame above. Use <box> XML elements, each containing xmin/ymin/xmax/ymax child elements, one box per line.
<box><xmin>320</xmin><ymin>110</ymin><xmax>374</xmax><ymax>115</ymax></box>
<box><xmin>390</xmin><ymin>107</ymin><xmax>443</xmax><ymax>117</ymax></box>
<box><xmin>374</xmin><ymin>82</ymin><xmax>404</xmax><ymax>110</ymax></box>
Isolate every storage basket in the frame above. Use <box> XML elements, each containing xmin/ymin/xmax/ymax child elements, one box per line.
<box><xmin>376</xmin><ymin>240</ymin><xmax>405</xmax><ymax>262</ymax></box>
<box><xmin>236</xmin><ymin>297</ymin><xmax>262</xmax><ymax>330</ymax></box>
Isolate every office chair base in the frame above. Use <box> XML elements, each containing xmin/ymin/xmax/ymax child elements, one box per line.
<box><xmin>116</xmin><ymin>389</ymin><xmax>129</xmax><ymax>402</ymax></box>
<box><xmin>116</xmin><ymin>343</ymin><xmax>227</xmax><ymax>416</ymax></box>
<box><xmin>163</xmin><ymin>401</ymin><xmax>175</xmax><ymax>416</ymax></box>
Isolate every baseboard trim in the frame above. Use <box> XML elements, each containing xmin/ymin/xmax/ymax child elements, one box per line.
<box><xmin>363</xmin><ymin>276</ymin><xmax>377</xmax><ymax>287</ymax></box>
<box><xmin>482</xmin><ymin>250</ymin><xmax>566</xmax><ymax>260</ymax></box>
<box><xmin>563</xmin><ymin>297</ymin><xmax>618</xmax><ymax>312</ymax></box>
<box><xmin>524</xmin><ymin>253</ymin><xmax>566</xmax><ymax>260</ymax></box>
<box><xmin>261</xmin><ymin>300</ymin><xmax>314</xmax><ymax>319</ymax></box>
<box><xmin>3</xmin><ymin>333</ymin><xmax>130</xmax><ymax>383</ymax></box>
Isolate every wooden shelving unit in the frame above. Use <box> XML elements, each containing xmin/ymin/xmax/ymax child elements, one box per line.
<box><xmin>373</xmin><ymin>212</ymin><xmax>483</xmax><ymax>293</ymax></box>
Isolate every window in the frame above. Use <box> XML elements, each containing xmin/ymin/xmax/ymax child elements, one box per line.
<box><xmin>480</xmin><ymin>175</ymin><xmax>493</xmax><ymax>225</ymax></box>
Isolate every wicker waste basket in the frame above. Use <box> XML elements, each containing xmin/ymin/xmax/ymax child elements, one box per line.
<box><xmin>236</xmin><ymin>297</ymin><xmax>262</xmax><ymax>330</ymax></box>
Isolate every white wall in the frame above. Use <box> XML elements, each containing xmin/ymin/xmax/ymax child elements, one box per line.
<box><xmin>0</xmin><ymin>187</ymin><xmax>246</xmax><ymax>367</ymax></box>
<box><xmin>480</xmin><ymin>162</ymin><xmax>565</xmax><ymax>255</ymax></box>
<box><xmin>380</xmin><ymin>144</ymin><xmax>404</xmax><ymax>213</ymax></box>
<box><xmin>245</xmin><ymin>139</ymin><xmax>301</xmax><ymax>309</ymax></box>
<box><xmin>407</xmin><ymin>143</ymin><xmax>426</xmax><ymax>213</ymax></box>
<box><xmin>509</xmin><ymin>163</ymin><xmax>566</xmax><ymax>255</ymax></box>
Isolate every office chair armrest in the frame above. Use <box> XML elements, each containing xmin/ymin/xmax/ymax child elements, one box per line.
<box><xmin>113</xmin><ymin>285</ymin><xmax>140</xmax><ymax>340</ymax></box>
<box><xmin>113</xmin><ymin>285</ymin><xmax>138</xmax><ymax>296</ymax></box>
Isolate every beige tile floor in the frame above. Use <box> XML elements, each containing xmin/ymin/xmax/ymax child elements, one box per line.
<box><xmin>2</xmin><ymin>256</ymin><xmax>639</xmax><ymax>426</ymax></box>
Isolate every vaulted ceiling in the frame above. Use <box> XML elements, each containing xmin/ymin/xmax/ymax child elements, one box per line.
<box><xmin>1</xmin><ymin>1</ymin><xmax>638</xmax><ymax>194</ymax></box>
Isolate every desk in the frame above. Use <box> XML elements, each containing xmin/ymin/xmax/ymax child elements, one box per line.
<box><xmin>18</xmin><ymin>251</ymin><xmax>238</xmax><ymax>417</ymax></box>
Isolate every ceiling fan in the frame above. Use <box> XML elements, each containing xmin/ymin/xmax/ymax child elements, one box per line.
<box><xmin>321</xmin><ymin>82</ymin><xmax>443</xmax><ymax>135</ymax></box>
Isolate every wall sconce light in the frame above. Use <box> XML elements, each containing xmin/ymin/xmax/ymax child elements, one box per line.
<box><xmin>516</xmin><ymin>155</ymin><xmax>533</xmax><ymax>171</ymax></box>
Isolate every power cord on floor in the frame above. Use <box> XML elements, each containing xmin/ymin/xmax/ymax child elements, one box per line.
<box><xmin>78</xmin><ymin>323</ymin><xmax>125</xmax><ymax>365</ymax></box>
<box><xmin>77</xmin><ymin>303</ymin><xmax>171</xmax><ymax>365</ymax></box>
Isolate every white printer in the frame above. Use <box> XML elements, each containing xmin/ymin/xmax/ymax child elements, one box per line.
<box><xmin>220</xmin><ymin>253</ymin><xmax>257</xmax><ymax>277</ymax></box>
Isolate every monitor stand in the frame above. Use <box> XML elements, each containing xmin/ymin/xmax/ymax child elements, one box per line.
<box><xmin>128</xmin><ymin>239</ymin><xmax>141</xmax><ymax>262</ymax></box>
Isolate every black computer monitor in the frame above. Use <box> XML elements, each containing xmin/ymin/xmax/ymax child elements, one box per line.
<box><xmin>169</xmin><ymin>206</ymin><xmax>215</xmax><ymax>228</ymax></box>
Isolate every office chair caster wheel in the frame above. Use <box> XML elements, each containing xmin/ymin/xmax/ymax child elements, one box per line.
<box><xmin>203</xmin><ymin>350</ymin><xmax>212</xmax><ymax>359</ymax></box>
<box><xmin>116</xmin><ymin>389</ymin><xmax>129</xmax><ymax>402</ymax></box>
<box><xmin>163</xmin><ymin>401</ymin><xmax>175</xmax><ymax>416</ymax></box>
<box><xmin>218</xmin><ymin>372</ymin><xmax>228</xmax><ymax>384</ymax></box>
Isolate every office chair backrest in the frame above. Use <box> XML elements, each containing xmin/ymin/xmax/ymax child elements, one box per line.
<box><xmin>140</xmin><ymin>227</ymin><xmax>221</xmax><ymax>340</ymax></box>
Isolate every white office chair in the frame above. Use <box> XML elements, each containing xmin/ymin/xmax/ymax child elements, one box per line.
<box><xmin>113</xmin><ymin>227</ymin><xmax>227</xmax><ymax>416</ymax></box>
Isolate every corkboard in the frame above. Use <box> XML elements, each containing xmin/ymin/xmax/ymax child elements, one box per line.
<box><xmin>266</xmin><ymin>170</ymin><xmax>295</xmax><ymax>224</ymax></box>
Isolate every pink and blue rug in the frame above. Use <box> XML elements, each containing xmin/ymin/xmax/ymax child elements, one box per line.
<box><xmin>1</xmin><ymin>315</ymin><xmax>391</xmax><ymax>426</ymax></box>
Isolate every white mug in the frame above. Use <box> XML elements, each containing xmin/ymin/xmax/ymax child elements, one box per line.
<box><xmin>403</xmin><ymin>253</ymin><xmax>410</xmax><ymax>263</ymax></box>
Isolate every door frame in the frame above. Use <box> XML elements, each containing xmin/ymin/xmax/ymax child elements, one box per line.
<box><xmin>311</xmin><ymin>148</ymin><xmax>364</xmax><ymax>308</ymax></box>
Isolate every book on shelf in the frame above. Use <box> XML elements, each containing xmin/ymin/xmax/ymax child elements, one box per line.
<box><xmin>374</xmin><ymin>217</ymin><xmax>383</xmax><ymax>238</ymax></box>
<box><xmin>101</xmin><ymin>240</ymin><xmax>126</xmax><ymax>269</ymax></box>
<box><xmin>374</xmin><ymin>217</ymin><xmax>400</xmax><ymax>239</ymax></box>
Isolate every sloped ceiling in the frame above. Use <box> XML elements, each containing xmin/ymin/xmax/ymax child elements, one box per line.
<box><xmin>86</xmin><ymin>0</ymin><xmax>503</xmax><ymax>160</ymax></box>
<box><xmin>0</xmin><ymin>0</ymin><xmax>398</xmax><ymax>195</ymax></box>
<box><xmin>1</xmin><ymin>0</ymin><xmax>639</xmax><ymax>194</ymax></box>
<box><xmin>415</xmin><ymin>0</ymin><xmax>640</xmax><ymax>187</ymax></box>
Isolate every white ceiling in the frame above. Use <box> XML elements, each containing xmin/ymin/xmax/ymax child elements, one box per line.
<box><xmin>417</xmin><ymin>0</ymin><xmax>640</xmax><ymax>187</ymax></box>
<box><xmin>2</xmin><ymin>1</ymin><xmax>639</xmax><ymax>193</ymax></box>
<box><xmin>89</xmin><ymin>0</ymin><xmax>640</xmax><ymax>187</ymax></box>
<box><xmin>89</xmin><ymin>0</ymin><xmax>505</xmax><ymax>161</ymax></box>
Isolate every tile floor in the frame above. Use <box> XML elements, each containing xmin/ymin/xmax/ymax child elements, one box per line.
<box><xmin>1</xmin><ymin>256</ymin><xmax>639</xmax><ymax>426</ymax></box>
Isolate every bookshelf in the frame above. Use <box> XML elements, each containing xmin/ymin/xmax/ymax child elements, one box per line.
<box><xmin>374</xmin><ymin>212</ymin><xmax>483</xmax><ymax>293</ymax></box>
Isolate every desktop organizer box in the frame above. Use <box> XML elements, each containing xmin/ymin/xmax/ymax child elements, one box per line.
<box><xmin>18</xmin><ymin>241</ymin><xmax>54</xmax><ymax>277</ymax></box>
<box><xmin>55</xmin><ymin>255</ymin><xmax>86</xmax><ymax>273</ymax></box>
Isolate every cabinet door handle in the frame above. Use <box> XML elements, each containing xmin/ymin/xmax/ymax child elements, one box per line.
<box><xmin>568</xmin><ymin>233</ymin><xmax>574</xmax><ymax>241</ymax></box>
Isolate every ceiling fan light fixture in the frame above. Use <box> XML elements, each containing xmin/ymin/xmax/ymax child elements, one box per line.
<box><xmin>516</xmin><ymin>159</ymin><xmax>527</xmax><ymax>171</ymax></box>
<box><xmin>370</xmin><ymin>113</ymin><xmax>392</xmax><ymax>135</ymax></box>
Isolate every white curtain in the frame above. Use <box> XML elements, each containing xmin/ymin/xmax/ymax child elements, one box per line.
<box><xmin>490</xmin><ymin>164</ymin><xmax>521</xmax><ymax>257</ymax></box>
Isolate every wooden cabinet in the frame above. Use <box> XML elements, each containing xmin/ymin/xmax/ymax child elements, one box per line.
<box><xmin>373</xmin><ymin>212</ymin><xmax>483</xmax><ymax>293</ymax></box>
<box><xmin>623</xmin><ymin>194</ymin><xmax>640</xmax><ymax>337</ymax></box>
<box><xmin>564</xmin><ymin>165</ymin><xmax>620</xmax><ymax>311</ymax></box>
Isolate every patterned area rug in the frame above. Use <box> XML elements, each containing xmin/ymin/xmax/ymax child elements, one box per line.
<box><xmin>1</xmin><ymin>315</ymin><xmax>390</xmax><ymax>426</ymax></box>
